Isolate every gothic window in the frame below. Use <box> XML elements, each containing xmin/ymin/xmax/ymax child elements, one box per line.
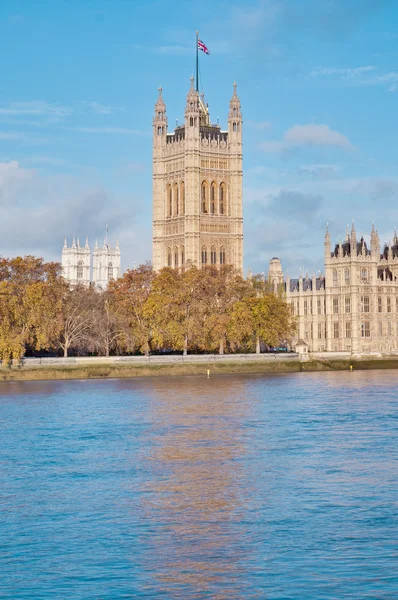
<box><xmin>333</xmin><ymin>298</ymin><xmax>339</xmax><ymax>314</ymax></box>
<box><xmin>210</xmin><ymin>182</ymin><xmax>216</xmax><ymax>215</ymax></box>
<box><xmin>180</xmin><ymin>181</ymin><xmax>185</xmax><ymax>215</ymax></box>
<box><xmin>304</xmin><ymin>300</ymin><xmax>308</xmax><ymax>316</ymax></box>
<box><xmin>108</xmin><ymin>262</ymin><xmax>113</xmax><ymax>281</ymax></box>
<box><xmin>157</xmin><ymin>126</ymin><xmax>162</xmax><ymax>135</ymax></box>
<box><xmin>345</xmin><ymin>268</ymin><xmax>350</xmax><ymax>284</ymax></box>
<box><xmin>361</xmin><ymin>295</ymin><xmax>370</xmax><ymax>313</ymax></box>
<box><xmin>77</xmin><ymin>260</ymin><xmax>84</xmax><ymax>280</ymax></box>
<box><xmin>387</xmin><ymin>296</ymin><xmax>391</xmax><ymax>313</ymax></box>
<box><xmin>332</xmin><ymin>269</ymin><xmax>338</xmax><ymax>286</ymax></box>
<box><xmin>220</xmin><ymin>246</ymin><xmax>226</xmax><ymax>265</ymax></box>
<box><xmin>190</xmin><ymin>117</ymin><xmax>193</xmax><ymax>126</ymax></box>
<box><xmin>333</xmin><ymin>323</ymin><xmax>339</xmax><ymax>339</ymax></box>
<box><xmin>233</xmin><ymin>107</ymin><xmax>237</xmax><ymax>116</ymax></box>
<box><xmin>174</xmin><ymin>183</ymin><xmax>179</xmax><ymax>216</ymax></box>
<box><xmin>210</xmin><ymin>246</ymin><xmax>217</xmax><ymax>264</ymax></box>
<box><xmin>174</xmin><ymin>247</ymin><xmax>178</xmax><ymax>267</ymax></box>
<box><xmin>233</xmin><ymin>122</ymin><xmax>237</xmax><ymax>132</ymax></box>
<box><xmin>181</xmin><ymin>245</ymin><xmax>185</xmax><ymax>266</ymax></box>
<box><xmin>201</xmin><ymin>246</ymin><xmax>207</xmax><ymax>265</ymax></box>
<box><xmin>378</xmin><ymin>297</ymin><xmax>382</xmax><ymax>313</ymax></box>
<box><xmin>345</xmin><ymin>296</ymin><xmax>351</xmax><ymax>314</ymax></box>
<box><xmin>346</xmin><ymin>322</ymin><xmax>351</xmax><ymax>338</ymax></box>
<box><xmin>201</xmin><ymin>181</ymin><xmax>208</xmax><ymax>213</ymax></box>
<box><xmin>318</xmin><ymin>322</ymin><xmax>323</xmax><ymax>339</ymax></box>
<box><xmin>388</xmin><ymin>321</ymin><xmax>392</xmax><ymax>336</ymax></box>
<box><xmin>167</xmin><ymin>248</ymin><xmax>172</xmax><ymax>267</ymax></box>
<box><xmin>361</xmin><ymin>268</ymin><xmax>368</xmax><ymax>282</ymax></box>
<box><xmin>219</xmin><ymin>183</ymin><xmax>226</xmax><ymax>215</ymax></box>
<box><xmin>167</xmin><ymin>185</ymin><xmax>172</xmax><ymax>217</ymax></box>
<box><xmin>317</xmin><ymin>298</ymin><xmax>322</xmax><ymax>315</ymax></box>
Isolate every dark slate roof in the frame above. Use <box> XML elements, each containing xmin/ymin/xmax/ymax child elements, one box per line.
<box><xmin>332</xmin><ymin>236</ymin><xmax>370</xmax><ymax>257</ymax></box>
<box><xmin>381</xmin><ymin>243</ymin><xmax>398</xmax><ymax>259</ymax></box>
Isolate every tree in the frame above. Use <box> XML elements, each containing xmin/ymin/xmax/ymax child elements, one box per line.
<box><xmin>56</xmin><ymin>285</ymin><xmax>96</xmax><ymax>357</ymax></box>
<box><xmin>91</xmin><ymin>290</ymin><xmax>127</xmax><ymax>357</ymax></box>
<box><xmin>108</xmin><ymin>263</ymin><xmax>155</xmax><ymax>355</ymax></box>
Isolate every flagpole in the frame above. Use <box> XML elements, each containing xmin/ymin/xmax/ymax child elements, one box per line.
<box><xmin>196</xmin><ymin>30</ymin><xmax>199</xmax><ymax>92</ymax></box>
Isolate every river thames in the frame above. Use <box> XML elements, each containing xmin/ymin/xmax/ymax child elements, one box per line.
<box><xmin>1</xmin><ymin>371</ymin><xmax>397</xmax><ymax>599</ymax></box>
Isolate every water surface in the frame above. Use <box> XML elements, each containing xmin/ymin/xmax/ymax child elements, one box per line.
<box><xmin>1</xmin><ymin>371</ymin><xmax>397</xmax><ymax>598</ymax></box>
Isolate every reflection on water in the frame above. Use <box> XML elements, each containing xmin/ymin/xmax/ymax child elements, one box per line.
<box><xmin>1</xmin><ymin>371</ymin><xmax>398</xmax><ymax>599</ymax></box>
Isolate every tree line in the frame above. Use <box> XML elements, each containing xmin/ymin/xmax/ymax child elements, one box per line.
<box><xmin>0</xmin><ymin>256</ymin><xmax>296</xmax><ymax>363</ymax></box>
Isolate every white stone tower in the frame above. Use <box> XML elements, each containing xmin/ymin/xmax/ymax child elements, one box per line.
<box><xmin>61</xmin><ymin>237</ymin><xmax>91</xmax><ymax>285</ymax></box>
<box><xmin>152</xmin><ymin>78</ymin><xmax>243</xmax><ymax>272</ymax></box>
<box><xmin>92</xmin><ymin>236</ymin><xmax>121</xmax><ymax>289</ymax></box>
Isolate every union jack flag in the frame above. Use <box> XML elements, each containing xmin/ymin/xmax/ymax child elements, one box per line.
<box><xmin>198</xmin><ymin>39</ymin><xmax>210</xmax><ymax>55</ymax></box>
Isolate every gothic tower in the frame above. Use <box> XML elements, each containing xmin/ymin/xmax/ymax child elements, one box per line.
<box><xmin>92</xmin><ymin>237</ymin><xmax>121</xmax><ymax>290</ymax></box>
<box><xmin>152</xmin><ymin>78</ymin><xmax>243</xmax><ymax>272</ymax></box>
<box><xmin>62</xmin><ymin>237</ymin><xmax>91</xmax><ymax>285</ymax></box>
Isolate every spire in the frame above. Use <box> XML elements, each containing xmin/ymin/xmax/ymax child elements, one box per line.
<box><xmin>394</xmin><ymin>227</ymin><xmax>398</xmax><ymax>246</ymax></box>
<box><xmin>325</xmin><ymin>222</ymin><xmax>330</xmax><ymax>241</ymax></box>
<box><xmin>85</xmin><ymin>236</ymin><xmax>89</xmax><ymax>250</ymax></box>
<box><xmin>229</xmin><ymin>82</ymin><xmax>242</xmax><ymax>119</ymax></box>
<box><xmin>63</xmin><ymin>237</ymin><xmax>67</xmax><ymax>249</ymax></box>
<box><xmin>77</xmin><ymin>237</ymin><xmax>80</xmax><ymax>248</ymax></box>
<box><xmin>115</xmin><ymin>238</ymin><xmax>120</xmax><ymax>251</ymax></box>
<box><xmin>72</xmin><ymin>236</ymin><xmax>76</xmax><ymax>249</ymax></box>
<box><xmin>94</xmin><ymin>238</ymin><xmax>98</xmax><ymax>250</ymax></box>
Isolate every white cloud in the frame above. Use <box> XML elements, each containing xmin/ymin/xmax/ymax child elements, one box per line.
<box><xmin>0</xmin><ymin>161</ymin><xmax>150</xmax><ymax>268</ymax></box>
<box><xmin>285</xmin><ymin>124</ymin><xmax>352</xmax><ymax>149</ymax></box>
<box><xmin>259</xmin><ymin>124</ymin><xmax>353</xmax><ymax>153</ymax></box>
<box><xmin>299</xmin><ymin>164</ymin><xmax>340</xmax><ymax>177</ymax></box>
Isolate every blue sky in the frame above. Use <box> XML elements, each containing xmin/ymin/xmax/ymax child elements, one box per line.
<box><xmin>1</xmin><ymin>0</ymin><xmax>398</xmax><ymax>275</ymax></box>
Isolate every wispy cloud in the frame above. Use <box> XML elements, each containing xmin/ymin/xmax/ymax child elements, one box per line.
<box><xmin>69</xmin><ymin>126</ymin><xmax>150</xmax><ymax>136</ymax></box>
<box><xmin>311</xmin><ymin>66</ymin><xmax>376</xmax><ymax>78</ymax></box>
<box><xmin>299</xmin><ymin>164</ymin><xmax>340</xmax><ymax>177</ymax></box>
<box><xmin>131</xmin><ymin>43</ymin><xmax>191</xmax><ymax>56</ymax></box>
<box><xmin>0</xmin><ymin>101</ymin><xmax>71</xmax><ymax>120</ymax></box>
<box><xmin>246</xmin><ymin>120</ymin><xmax>272</xmax><ymax>131</ymax></box>
<box><xmin>88</xmin><ymin>101</ymin><xmax>112</xmax><ymax>115</ymax></box>
<box><xmin>259</xmin><ymin>124</ymin><xmax>353</xmax><ymax>153</ymax></box>
<box><xmin>310</xmin><ymin>66</ymin><xmax>398</xmax><ymax>91</ymax></box>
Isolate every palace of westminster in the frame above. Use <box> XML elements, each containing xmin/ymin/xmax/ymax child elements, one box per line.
<box><xmin>62</xmin><ymin>75</ymin><xmax>398</xmax><ymax>354</ymax></box>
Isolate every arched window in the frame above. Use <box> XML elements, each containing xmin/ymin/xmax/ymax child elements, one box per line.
<box><xmin>333</xmin><ymin>269</ymin><xmax>338</xmax><ymax>286</ymax></box>
<box><xmin>108</xmin><ymin>262</ymin><xmax>113</xmax><ymax>281</ymax></box>
<box><xmin>77</xmin><ymin>260</ymin><xmax>84</xmax><ymax>280</ymax></box>
<box><xmin>167</xmin><ymin>248</ymin><xmax>172</xmax><ymax>267</ymax></box>
<box><xmin>220</xmin><ymin>246</ymin><xmax>226</xmax><ymax>265</ymax></box>
<box><xmin>233</xmin><ymin>122</ymin><xmax>237</xmax><ymax>132</ymax></box>
<box><xmin>211</xmin><ymin>246</ymin><xmax>217</xmax><ymax>264</ymax></box>
<box><xmin>167</xmin><ymin>185</ymin><xmax>172</xmax><ymax>217</ymax></box>
<box><xmin>219</xmin><ymin>183</ymin><xmax>226</xmax><ymax>215</ymax></box>
<box><xmin>201</xmin><ymin>181</ymin><xmax>208</xmax><ymax>213</ymax></box>
<box><xmin>210</xmin><ymin>182</ymin><xmax>216</xmax><ymax>215</ymax></box>
<box><xmin>233</xmin><ymin>107</ymin><xmax>237</xmax><ymax>116</ymax></box>
<box><xmin>181</xmin><ymin>245</ymin><xmax>185</xmax><ymax>266</ymax></box>
<box><xmin>174</xmin><ymin>183</ymin><xmax>179</xmax><ymax>216</ymax></box>
<box><xmin>174</xmin><ymin>247</ymin><xmax>179</xmax><ymax>267</ymax></box>
<box><xmin>345</xmin><ymin>268</ymin><xmax>350</xmax><ymax>284</ymax></box>
<box><xmin>201</xmin><ymin>246</ymin><xmax>207</xmax><ymax>265</ymax></box>
<box><xmin>180</xmin><ymin>181</ymin><xmax>185</xmax><ymax>215</ymax></box>
<box><xmin>361</xmin><ymin>268</ymin><xmax>368</xmax><ymax>282</ymax></box>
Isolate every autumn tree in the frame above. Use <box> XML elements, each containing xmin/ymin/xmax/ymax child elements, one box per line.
<box><xmin>108</xmin><ymin>263</ymin><xmax>155</xmax><ymax>356</ymax></box>
<box><xmin>0</xmin><ymin>256</ymin><xmax>64</xmax><ymax>363</ymax></box>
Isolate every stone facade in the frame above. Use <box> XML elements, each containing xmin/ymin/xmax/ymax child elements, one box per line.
<box><xmin>62</xmin><ymin>237</ymin><xmax>121</xmax><ymax>289</ymax></box>
<box><xmin>152</xmin><ymin>77</ymin><xmax>243</xmax><ymax>272</ymax></box>
<box><xmin>270</xmin><ymin>223</ymin><xmax>398</xmax><ymax>354</ymax></box>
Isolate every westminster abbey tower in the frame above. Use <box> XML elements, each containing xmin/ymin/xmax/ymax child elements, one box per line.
<box><xmin>152</xmin><ymin>77</ymin><xmax>243</xmax><ymax>272</ymax></box>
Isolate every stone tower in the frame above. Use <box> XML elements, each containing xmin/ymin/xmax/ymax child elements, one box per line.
<box><xmin>152</xmin><ymin>78</ymin><xmax>243</xmax><ymax>272</ymax></box>
<box><xmin>61</xmin><ymin>237</ymin><xmax>91</xmax><ymax>285</ymax></box>
<box><xmin>92</xmin><ymin>237</ymin><xmax>121</xmax><ymax>289</ymax></box>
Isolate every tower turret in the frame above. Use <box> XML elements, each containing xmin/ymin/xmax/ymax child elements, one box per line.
<box><xmin>350</xmin><ymin>221</ymin><xmax>357</xmax><ymax>255</ymax></box>
<box><xmin>228</xmin><ymin>82</ymin><xmax>242</xmax><ymax>145</ymax></box>
<box><xmin>324</xmin><ymin>223</ymin><xmax>331</xmax><ymax>261</ymax></box>
<box><xmin>370</xmin><ymin>222</ymin><xmax>380</xmax><ymax>256</ymax></box>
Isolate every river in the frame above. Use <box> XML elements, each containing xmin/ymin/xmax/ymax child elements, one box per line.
<box><xmin>1</xmin><ymin>372</ymin><xmax>397</xmax><ymax>598</ymax></box>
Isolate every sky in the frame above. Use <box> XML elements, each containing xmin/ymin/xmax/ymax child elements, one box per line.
<box><xmin>1</xmin><ymin>0</ymin><xmax>398</xmax><ymax>276</ymax></box>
